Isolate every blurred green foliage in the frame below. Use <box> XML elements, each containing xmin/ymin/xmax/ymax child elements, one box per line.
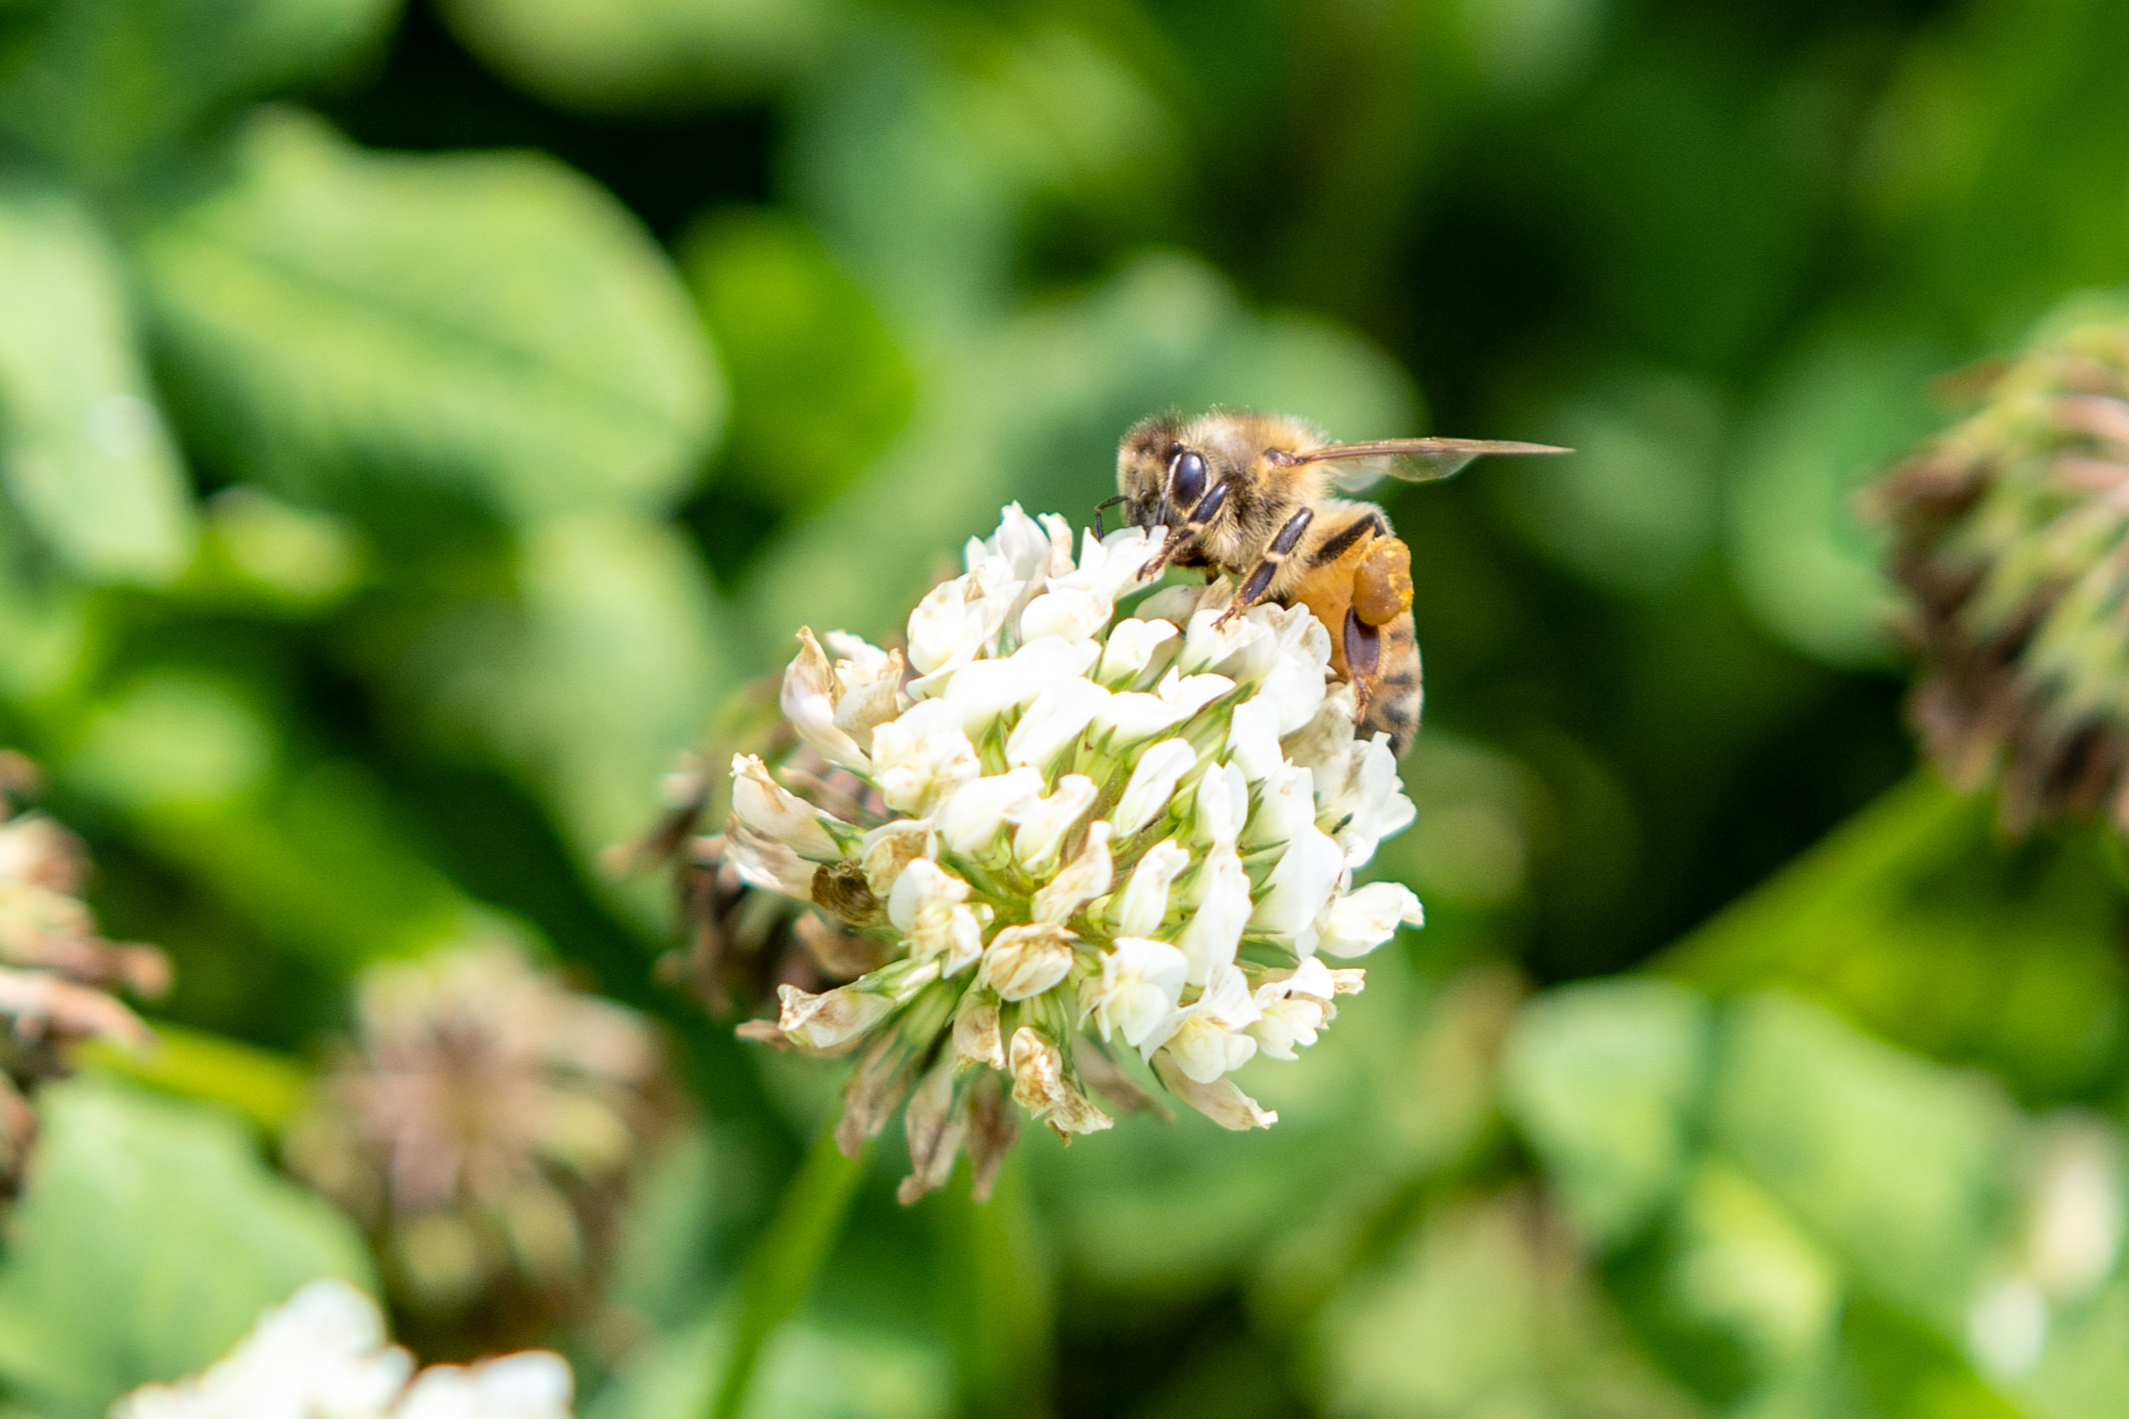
<box><xmin>3</xmin><ymin>0</ymin><xmax>2129</xmax><ymax>1415</ymax></box>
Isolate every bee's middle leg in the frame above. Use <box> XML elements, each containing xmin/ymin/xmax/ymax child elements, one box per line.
<box><xmin>1215</xmin><ymin>507</ymin><xmax>1315</xmax><ymax>626</ymax></box>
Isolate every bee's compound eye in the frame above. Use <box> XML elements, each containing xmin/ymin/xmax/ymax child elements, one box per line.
<box><xmin>1170</xmin><ymin>449</ymin><xmax>1208</xmax><ymax>509</ymax></box>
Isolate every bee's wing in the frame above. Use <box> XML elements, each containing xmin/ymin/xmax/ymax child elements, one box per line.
<box><xmin>1294</xmin><ymin>438</ymin><xmax>1570</xmax><ymax>493</ymax></box>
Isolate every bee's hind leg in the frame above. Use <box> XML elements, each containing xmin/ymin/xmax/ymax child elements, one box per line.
<box><xmin>1215</xmin><ymin>507</ymin><xmax>1315</xmax><ymax>626</ymax></box>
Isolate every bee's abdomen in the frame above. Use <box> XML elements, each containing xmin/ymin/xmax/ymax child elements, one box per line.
<box><xmin>1363</xmin><ymin>614</ymin><xmax>1423</xmax><ymax>757</ymax></box>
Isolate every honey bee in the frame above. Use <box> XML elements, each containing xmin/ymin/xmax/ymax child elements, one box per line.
<box><xmin>1103</xmin><ymin>410</ymin><xmax>1567</xmax><ymax>755</ymax></box>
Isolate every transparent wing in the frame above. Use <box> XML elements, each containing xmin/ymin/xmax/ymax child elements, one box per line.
<box><xmin>1294</xmin><ymin>438</ymin><xmax>1570</xmax><ymax>494</ymax></box>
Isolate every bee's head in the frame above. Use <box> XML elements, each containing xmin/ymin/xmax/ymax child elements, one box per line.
<box><xmin>1115</xmin><ymin>414</ymin><xmax>1206</xmax><ymax>531</ymax></box>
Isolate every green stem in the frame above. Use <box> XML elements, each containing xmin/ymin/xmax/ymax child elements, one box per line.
<box><xmin>938</xmin><ymin>1157</ymin><xmax>1053</xmax><ymax>1419</ymax></box>
<box><xmin>709</xmin><ymin>1125</ymin><xmax>868</xmax><ymax>1419</ymax></box>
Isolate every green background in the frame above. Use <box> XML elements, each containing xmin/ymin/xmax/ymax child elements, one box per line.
<box><xmin>4</xmin><ymin>0</ymin><xmax>2129</xmax><ymax>1415</ymax></box>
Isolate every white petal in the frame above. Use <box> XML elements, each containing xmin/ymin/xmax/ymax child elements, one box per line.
<box><xmin>723</xmin><ymin>822</ymin><xmax>818</xmax><ymax>898</ymax></box>
<box><xmin>1192</xmin><ymin>762</ymin><xmax>1249</xmax><ymax>849</ymax></box>
<box><xmin>1243</xmin><ymin>763</ymin><xmax>1318</xmax><ymax>849</ymax></box>
<box><xmin>1084</xmin><ymin>936</ymin><xmax>1189</xmax><ymax>1050</ymax></box>
<box><xmin>781</xmin><ymin>628</ymin><xmax>868</xmax><ymax>769</ymax></box>
<box><xmin>1096</xmin><ymin>617</ymin><xmax>1179</xmax><ymax>686</ymax></box>
<box><xmin>943</xmin><ymin>636</ymin><xmax>1102</xmax><ymax>736</ymax></box>
<box><xmin>1174</xmin><ymin>847</ymin><xmax>1251</xmax><ymax>985</ymax></box>
<box><xmin>1032</xmin><ymin>821</ymin><xmax>1114</xmax><ymax>924</ymax></box>
<box><xmin>1113</xmin><ymin>840</ymin><xmax>1191</xmax><ymax>937</ymax></box>
<box><xmin>1114</xmin><ymin>738</ymin><xmax>1198</xmax><ymax>837</ymax></box>
<box><xmin>1225</xmin><ymin>695</ymin><xmax>1285</xmax><ymax>782</ymax></box>
<box><xmin>907</xmin><ymin>558</ymin><xmax>1022</xmax><ymax>682</ymax></box>
<box><xmin>1020</xmin><ymin>588</ymin><xmax>1111</xmax><ymax>643</ymax></box>
<box><xmin>870</xmin><ymin>700</ymin><xmax>982</xmax><ymax>817</ymax></box>
<box><xmin>859</xmin><ymin>820</ymin><xmax>936</xmax><ymax>898</ymax></box>
<box><xmin>978</xmin><ymin>923</ymin><xmax>1078</xmax><ymax>1001</ymax></box>
<box><xmin>1251</xmin><ymin>824</ymin><xmax>1347</xmax><ymax>953</ymax></box>
<box><xmin>1151</xmin><ymin>1051</ymin><xmax>1277</xmax><ymax>1130</ymax></box>
<box><xmin>1331</xmin><ymin>734</ymin><xmax>1418</xmax><ymax>870</ymax></box>
<box><xmin>1096</xmin><ymin>669</ymin><xmax>1234</xmax><ymax>744</ymax></box>
<box><xmin>1007</xmin><ymin>677</ymin><xmax>1110</xmax><ymax>769</ymax></box>
<box><xmin>730</xmin><ymin>754</ymin><xmax>844</xmax><ymax>860</ymax></box>
<box><xmin>1009</xmin><ymin>774</ymin><xmax>1098</xmax><ymax>873</ymax></box>
<box><xmin>1317</xmin><ymin>880</ymin><xmax>1425</xmax><ymax>957</ymax></box>
<box><xmin>936</xmin><ymin>768</ymin><xmax>1047</xmax><ymax>858</ymax></box>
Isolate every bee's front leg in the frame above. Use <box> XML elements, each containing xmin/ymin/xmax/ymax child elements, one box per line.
<box><xmin>1142</xmin><ymin>481</ymin><xmax>1230</xmax><ymax>579</ymax></box>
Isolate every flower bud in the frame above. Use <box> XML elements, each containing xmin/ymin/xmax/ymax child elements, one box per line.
<box><xmin>1869</xmin><ymin>306</ymin><xmax>2129</xmax><ymax>832</ymax></box>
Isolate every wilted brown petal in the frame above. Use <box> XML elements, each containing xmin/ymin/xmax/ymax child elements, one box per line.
<box><xmin>897</xmin><ymin>1061</ymin><xmax>967</xmax><ymax>1205</ymax></box>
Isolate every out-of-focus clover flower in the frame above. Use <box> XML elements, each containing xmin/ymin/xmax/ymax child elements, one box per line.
<box><xmin>605</xmin><ymin>682</ymin><xmax>891</xmax><ymax>1017</ymax></box>
<box><xmin>734</xmin><ymin>506</ymin><xmax>1421</xmax><ymax>1202</ymax></box>
<box><xmin>284</xmin><ymin>941</ymin><xmax>670</xmax><ymax>1342</ymax></box>
<box><xmin>1870</xmin><ymin>308</ymin><xmax>2129</xmax><ymax>832</ymax></box>
<box><xmin>0</xmin><ymin>753</ymin><xmax>168</xmax><ymax>1188</ymax></box>
<box><xmin>113</xmin><ymin>1278</ymin><xmax>573</xmax><ymax>1419</ymax></box>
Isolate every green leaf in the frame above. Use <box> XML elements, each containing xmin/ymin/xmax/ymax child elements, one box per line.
<box><xmin>1709</xmin><ymin>992</ymin><xmax>2017</xmax><ymax>1335</ymax></box>
<box><xmin>438</xmin><ymin>0</ymin><xmax>831</xmax><ymax>113</ymax></box>
<box><xmin>132</xmin><ymin>110</ymin><xmax>724</xmax><ymax>524</ymax></box>
<box><xmin>1659</xmin><ymin>772</ymin><xmax>2129</xmax><ymax>1103</ymax></box>
<box><xmin>80</xmin><ymin>1023</ymin><xmax>311</xmax><ymax>1134</ymax></box>
<box><xmin>1499</xmin><ymin>977</ymin><xmax>1714</xmax><ymax>1250</ymax></box>
<box><xmin>378</xmin><ymin>511</ymin><xmax>731</xmax><ymax>870</ymax></box>
<box><xmin>1724</xmin><ymin>325</ymin><xmax>1944</xmax><ymax>667</ymax></box>
<box><xmin>0</xmin><ymin>173</ymin><xmax>196</xmax><ymax>585</ymax></box>
<box><xmin>0</xmin><ymin>0</ymin><xmax>398</xmax><ymax>185</ymax></box>
<box><xmin>0</xmin><ymin>1077</ymin><xmax>373</xmax><ymax>1419</ymax></box>
<box><xmin>683</xmin><ymin>209</ymin><xmax>914</xmax><ymax>520</ymax></box>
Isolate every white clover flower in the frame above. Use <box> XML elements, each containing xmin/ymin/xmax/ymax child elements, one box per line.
<box><xmin>112</xmin><ymin>1279</ymin><xmax>571</xmax><ymax>1419</ymax></box>
<box><xmin>1112</xmin><ymin>841</ymin><xmax>1191</xmax><ymax>937</ymax></box>
<box><xmin>870</xmin><ymin>700</ymin><xmax>980</xmax><ymax>817</ymax></box>
<box><xmin>726</xmin><ymin>505</ymin><xmax>1428</xmax><ymax>1201</ymax></box>
<box><xmin>1082</xmin><ymin>936</ymin><xmax>1188</xmax><ymax>1052</ymax></box>
<box><xmin>1318</xmin><ymin>880</ymin><xmax>1426</xmax><ymax>958</ymax></box>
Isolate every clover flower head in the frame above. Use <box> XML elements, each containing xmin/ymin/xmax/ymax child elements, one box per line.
<box><xmin>1870</xmin><ymin>305</ymin><xmax>2129</xmax><ymax>833</ymax></box>
<box><xmin>112</xmin><ymin>1278</ymin><xmax>573</xmax><ymax>1419</ymax></box>
<box><xmin>737</xmin><ymin>505</ymin><xmax>1422</xmax><ymax>1201</ymax></box>
<box><xmin>0</xmin><ymin>755</ymin><xmax>169</xmax><ymax>1188</ymax></box>
<box><xmin>284</xmin><ymin>939</ymin><xmax>670</xmax><ymax>1339</ymax></box>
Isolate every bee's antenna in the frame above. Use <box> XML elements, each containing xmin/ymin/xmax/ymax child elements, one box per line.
<box><xmin>1093</xmin><ymin>495</ymin><xmax>1124</xmax><ymax>539</ymax></box>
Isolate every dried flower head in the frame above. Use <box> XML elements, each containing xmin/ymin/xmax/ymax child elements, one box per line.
<box><xmin>285</xmin><ymin>940</ymin><xmax>670</xmax><ymax>1342</ymax></box>
<box><xmin>607</xmin><ymin>682</ymin><xmax>885</xmax><ymax>1016</ymax></box>
<box><xmin>735</xmin><ymin>506</ymin><xmax>1423</xmax><ymax>1202</ymax></box>
<box><xmin>0</xmin><ymin>752</ymin><xmax>169</xmax><ymax>1187</ymax></box>
<box><xmin>1871</xmin><ymin>306</ymin><xmax>2129</xmax><ymax>832</ymax></box>
<box><xmin>113</xmin><ymin>1278</ymin><xmax>573</xmax><ymax>1419</ymax></box>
